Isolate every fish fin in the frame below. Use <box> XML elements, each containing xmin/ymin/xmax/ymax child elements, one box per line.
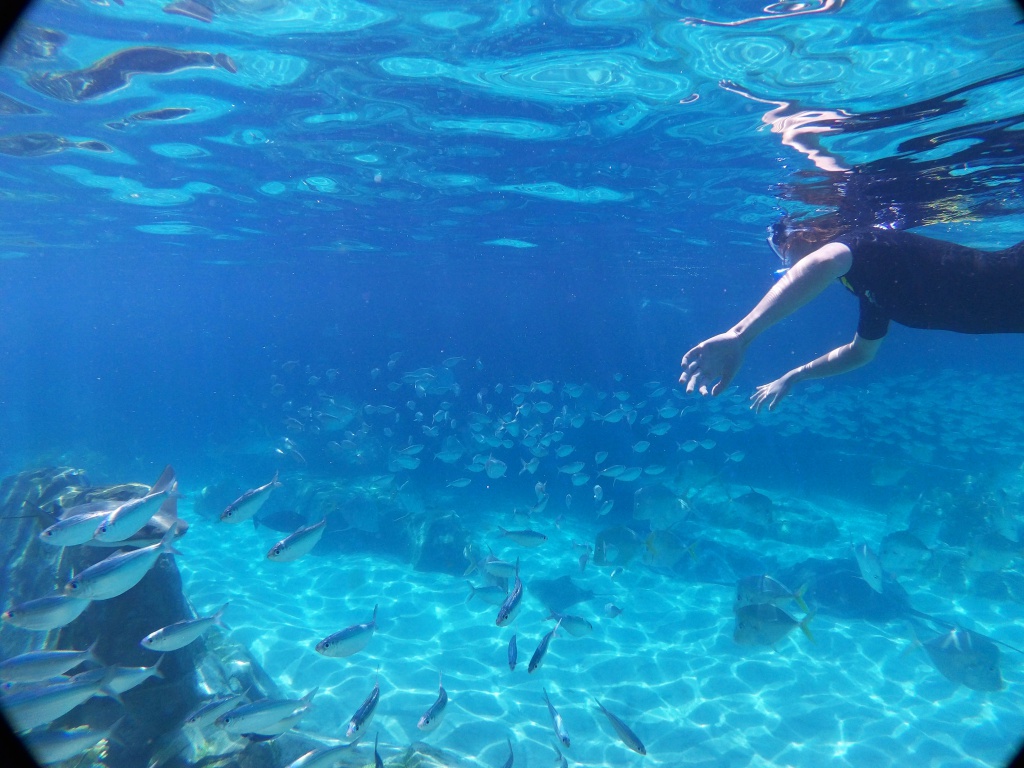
<box><xmin>902</xmin><ymin>625</ymin><xmax>924</xmax><ymax>659</ymax></box>
<box><xmin>465</xmin><ymin>582</ymin><xmax>476</xmax><ymax>603</ymax></box>
<box><xmin>301</xmin><ymin>686</ymin><xmax>319</xmax><ymax>704</ymax></box>
<box><xmin>372</xmin><ymin>604</ymin><xmax>378</xmax><ymax>625</ymax></box>
<box><xmin>793</xmin><ymin>583</ymin><xmax>809</xmax><ymax>614</ymax></box>
<box><xmin>150</xmin><ymin>465</ymin><xmax>176</xmax><ymax>495</ymax></box>
<box><xmin>86</xmin><ymin>638</ymin><xmax>104</xmax><ymax>666</ymax></box>
<box><xmin>799</xmin><ymin>611</ymin><xmax>816</xmax><ymax>644</ymax></box>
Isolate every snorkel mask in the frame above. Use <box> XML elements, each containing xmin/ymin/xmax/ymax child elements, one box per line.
<box><xmin>767</xmin><ymin>220</ymin><xmax>790</xmax><ymax>281</ymax></box>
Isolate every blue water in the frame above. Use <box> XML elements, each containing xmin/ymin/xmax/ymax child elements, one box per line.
<box><xmin>2</xmin><ymin>0</ymin><xmax>1024</xmax><ymax>766</ymax></box>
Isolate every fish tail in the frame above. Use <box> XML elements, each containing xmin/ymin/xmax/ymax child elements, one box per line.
<box><xmin>793</xmin><ymin>583</ymin><xmax>809</xmax><ymax>614</ymax></box>
<box><xmin>86</xmin><ymin>637</ymin><xmax>103</xmax><ymax>666</ymax></box>
<box><xmin>465</xmin><ymin>582</ymin><xmax>476</xmax><ymax>603</ymax></box>
<box><xmin>799</xmin><ymin>611</ymin><xmax>816</xmax><ymax>644</ymax></box>
<box><xmin>214</xmin><ymin>602</ymin><xmax>230</xmax><ymax>626</ymax></box>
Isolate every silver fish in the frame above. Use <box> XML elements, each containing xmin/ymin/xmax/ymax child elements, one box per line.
<box><xmin>346</xmin><ymin>674</ymin><xmax>380</xmax><ymax>740</ymax></box>
<box><xmin>499</xmin><ymin>526</ymin><xmax>547</xmax><ymax>547</ymax></box>
<box><xmin>39</xmin><ymin>508</ymin><xmax>112</xmax><ymax>547</ymax></box>
<box><xmin>735</xmin><ymin>575</ymin><xmax>808</xmax><ymax>613</ymax></box>
<box><xmin>543</xmin><ymin>687</ymin><xmax>570</xmax><ymax>748</ymax></box>
<box><xmin>215</xmin><ymin>687</ymin><xmax>317</xmax><ymax>734</ymax></box>
<box><xmin>184</xmin><ymin>693</ymin><xmax>247</xmax><ymax>728</ymax></box>
<box><xmin>481</xmin><ymin>553</ymin><xmax>517</xmax><ymax>579</ymax></box>
<box><xmin>528</xmin><ymin>619</ymin><xmax>560</xmax><ymax>674</ymax></box>
<box><xmin>416</xmin><ymin>671</ymin><xmax>447</xmax><ymax>732</ymax></box>
<box><xmin>71</xmin><ymin>659</ymin><xmax>164</xmax><ymax>694</ymax></box>
<box><xmin>64</xmin><ymin>527</ymin><xmax>180</xmax><ymax>600</ymax></box>
<box><xmin>221</xmin><ymin>471</ymin><xmax>281</xmax><ymax>523</ymax></box>
<box><xmin>1</xmin><ymin>594</ymin><xmax>91</xmax><ymax>631</ymax></box>
<box><xmin>3</xmin><ymin>673</ymin><xmax>115</xmax><ymax>732</ymax></box>
<box><xmin>316</xmin><ymin>605</ymin><xmax>378</xmax><ymax>657</ymax></box>
<box><xmin>508</xmin><ymin>634</ymin><xmax>517</xmax><ymax>671</ymax></box>
<box><xmin>285</xmin><ymin>744</ymin><xmax>357</xmax><ymax>768</ymax></box>
<box><xmin>594</xmin><ymin>698</ymin><xmax>646</xmax><ymax>755</ymax></box>
<box><xmin>140</xmin><ymin>603</ymin><xmax>228</xmax><ymax>652</ymax></box>
<box><xmin>0</xmin><ymin>642</ymin><xmax>98</xmax><ymax>683</ymax></box>
<box><xmin>93</xmin><ymin>465</ymin><xmax>176</xmax><ymax>542</ymax></box>
<box><xmin>266</xmin><ymin>518</ymin><xmax>327</xmax><ymax>562</ymax></box>
<box><xmin>466</xmin><ymin>582</ymin><xmax>508</xmax><ymax>607</ymax></box>
<box><xmin>546</xmin><ymin>610</ymin><xmax>592</xmax><ymax>637</ymax></box>
<box><xmin>22</xmin><ymin>717</ymin><xmax>121</xmax><ymax>764</ymax></box>
<box><xmin>854</xmin><ymin>543</ymin><xmax>884</xmax><ymax>593</ymax></box>
<box><xmin>495</xmin><ymin>560</ymin><xmax>522</xmax><ymax>627</ymax></box>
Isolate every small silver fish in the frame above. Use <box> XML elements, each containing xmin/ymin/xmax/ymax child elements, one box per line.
<box><xmin>528</xmin><ymin>619</ymin><xmax>560</xmax><ymax>674</ymax></box>
<box><xmin>346</xmin><ymin>674</ymin><xmax>380</xmax><ymax>740</ymax></box>
<box><xmin>3</xmin><ymin>673</ymin><xmax>115</xmax><ymax>732</ymax></box>
<box><xmin>543</xmin><ymin>687</ymin><xmax>570</xmax><ymax>748</ymax></box>
<box><xmin>854</xmin><ymin>543</ymin><xmax>885</xmax><ymax>593</ymax></box>
<box><xmin>221</xmin><ymin>471</ymin><xmax>281</xmax><ymax>523</ymax></box>
<box><xmin>184</xmin><ymin>693</ymin><xmax>247</xmax><ymax>728</ymax></box>
<box><xmin>22</xmin><ymin>717</ymin><xmax>121</xmax><ymax>763</ymax></box>
<box><xmin>495</xmin><ymin>560</ymin><xmax>522</xmax><ymax>627</ymax></box>
<box><xmin>546</xmin><ymin>610</ymin><xmax>592</xmax><ymax>637</ymax></box>
<box><xmin>466</xmin><ymin>582</ymin><xmax>508</xmax><ymax>607</ymax></box>
<box><xmin>216</xmin><ymin>688</ymin><xmax>317</xmax><ymax>734</ymax></box>
<box><xmin>39</xmin><ymin>507</ymin><xmax>113</xmax><ymax>547</ymax></box>
<box><xmin>1</xmin><ymin>594</ymin><xmax>91</xmax><ymax>631</ymax></box>
<box><xmin>417</xmin><ymin>672</ymin><xmax>447</xmax><ymax>732</ymax></box>
<box><xmin>266</xmin><ymin>518</ymin><xmax>327</xmax><ymax>562</ymax></box>
<box><xmin>285</xmin><ymin>745</ymin><xmax>356</xmax><ymax>768</ymax></box>
<box><xmin>594</xmin><ymin>698</ymin><xmax>646</xmax><ymax>755</ymax></box>
<box><xmin>0</xmin><ymin>642</ymin><xmax>98</xmax><ymax>683</ymax></box>
<box><xmin>508</xmin><ymin>634</ymin><xmax>518</xmax><ymax>671</ymax></box>
<box><xmin>499</xmin><ymin>526</ymin><xmax>547</xmax><ymax>548</ymax></box>
<box><xmin>140</xmin><ymin>603</ymin><xmax>228</xmax><ymax>652</ymax></box>
<box><xmin>316</xmin><ymin>605</ymin><xmax>378</xmax><ymax>657</ymax></box>
<box><xmin>64</xmin><ymin>527</ymin><xmax>180</xmax><ymax>601</ymax></box>
<box><xmin>93</xmin><ymin>466</ymin><xmax>176</xmax><ymax>542</ymax></box>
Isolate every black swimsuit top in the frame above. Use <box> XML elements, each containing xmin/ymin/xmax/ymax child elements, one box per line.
<box><xmin>835</xmin><ymin>229</ymin><xmax>1024</xmax><ymax>340</ymax></box>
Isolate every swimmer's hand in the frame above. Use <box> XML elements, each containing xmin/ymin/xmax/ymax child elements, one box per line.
<box><xmin>749</xmin><ymin>374</ymin><xmax>795</xmax><ymax>413</ymax></box>
<box><xmin>679</xmin><ymin>331</ymin><xmax>745</xmax><ymax>397</ymax></box>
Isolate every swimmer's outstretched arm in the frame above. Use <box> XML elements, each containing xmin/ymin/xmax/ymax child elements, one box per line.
<box><xmin>679</xmin><ymin>242</ymin><xmax>852</xmax><ymax>396</ymax></box>
<box><xmin>749</xmin><ymin>333</ymin><xmax>883</xmax><ymax>412</ymax></box>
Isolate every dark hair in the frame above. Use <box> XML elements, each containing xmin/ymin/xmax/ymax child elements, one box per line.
<box><xmin>772</xmin><ymin>213</ymin><xmax>852</xmax><ymax>260</ymax></box>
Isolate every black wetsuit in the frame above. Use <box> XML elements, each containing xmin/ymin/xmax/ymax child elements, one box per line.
<box><xmin>835</xmin><ymin>229</ymin><xmax>1024</xmax><ymax>340</ymax></box>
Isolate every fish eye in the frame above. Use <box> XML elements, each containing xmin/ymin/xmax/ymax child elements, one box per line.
<box><xmin>69</xmin><ymin>581</ymin><xmax>79</xmax><ymax>590</ymax></box>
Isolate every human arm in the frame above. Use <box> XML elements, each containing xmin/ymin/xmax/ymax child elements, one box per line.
<box><xmin>749</xmin><ymin>333</ymin><xmax>883</xmax><ymax>412</ymax></box>
<box><xmin>679</xmin><ymin>242</ymin><xmax>853</xmax><ymax>396</ymax></box>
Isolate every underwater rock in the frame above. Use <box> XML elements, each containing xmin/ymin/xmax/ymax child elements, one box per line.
<box><xmin>0</xmin><ymin>467</ymin><xmax>261</xmax><ymax>768</ymax></box>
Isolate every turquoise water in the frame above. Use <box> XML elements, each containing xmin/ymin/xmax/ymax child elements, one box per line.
<box><xmin>2</xmin><ymin>0</ymin><xmax>1024</xmax><ymax>766</ymax></box>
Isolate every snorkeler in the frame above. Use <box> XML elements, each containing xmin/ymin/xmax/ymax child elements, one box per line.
<box><xmin>678</xmin><ymin>217</ymin><xmax>1024</xmax><ymax>411</ymax></box>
